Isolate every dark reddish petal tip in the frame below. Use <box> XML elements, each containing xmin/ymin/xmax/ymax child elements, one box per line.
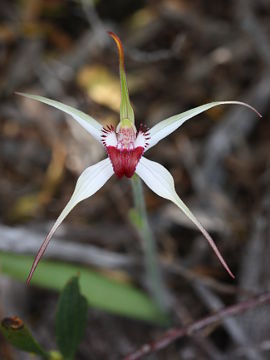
<box><xmin>225</xmin><ymin>266</ymin><xmax>235</xmax><ymax>279</ymax></box>
<box><xmin>26</xmin><ymin>231</ymin><xmax>53</xmax><ymax>285</ymax></box>
<box><xmin>107</xmin><ymin>31</ymin><xmax>121</xmax><ymax>43</ymax></box>
<box><xmin>26</xmin><ymin>254</ymin><xmax>40</xmax><ymax>285</ymax></box>
<box><xmin>107</xmin><ymin>31</ymin><xmax>124</xmax><ymax>66</ymax></box>
<box><xmin>26</xmin><ymin>269</ymin><xmax>34</xmax><ymax>285</ymax></box>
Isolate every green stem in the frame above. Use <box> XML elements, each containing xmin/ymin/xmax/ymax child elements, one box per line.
<box><xmin>48</xmin><ymin>350</ymin><xmax>63</xmax><ymax>360</ymax></box>
<box><xmin>130</xmin><ymin>175</ymin><xmax>167</xmax><ymax>312</ymax></box>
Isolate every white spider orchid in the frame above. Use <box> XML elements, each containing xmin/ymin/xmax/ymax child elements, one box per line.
<box><xmin>17</xmin><ymin>32</ymin><xmax>261</xmax><ymax>284</ymax></box>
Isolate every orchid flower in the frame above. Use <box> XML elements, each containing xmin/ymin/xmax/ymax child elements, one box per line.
<box><xmin>17</xmin><ymin>32</ymin><xmax>261</xmax><ymax>284</ymax></box>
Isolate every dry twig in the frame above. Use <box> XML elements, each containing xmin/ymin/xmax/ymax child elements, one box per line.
<box><xmin>124</xmin><ymin>292</ymin><xmax>270</xmax><ymax>360</ymax></box>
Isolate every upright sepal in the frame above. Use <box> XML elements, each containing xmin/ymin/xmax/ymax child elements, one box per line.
<box><xmin>108</xmin><ymin>32</ymin><xmax>134</xmax><ymax>125</ymax></box>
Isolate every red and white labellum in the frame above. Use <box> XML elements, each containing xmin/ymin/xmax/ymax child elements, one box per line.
<box><xmin>102</xmin><ymin>124</ymin><xmax>150</xmax><ymax>178</ymax></box>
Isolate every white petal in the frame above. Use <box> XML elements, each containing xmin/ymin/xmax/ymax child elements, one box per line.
<box><xmin>16</xmin><ymin>92</ymin><xmax>103</xmax><ymax>142</ymax></box>
<box><xmin>27</xmin><ymin>158</ymin><xmax>114</xmax><ymax>283</ymax></box>
<box><xmin>136</xmin><ymin>157</ymin><xmax>234</xmax><ymax>278</ymax></box>
<box><xmin>147</xmin><ymin>101</ymin><xmax>261</xmax><ymax>150</ymax></box>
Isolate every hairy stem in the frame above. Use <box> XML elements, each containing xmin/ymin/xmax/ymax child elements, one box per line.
<box><xmin>130</xmin><ymin>174</ymin><xmax>167</xmax><ymax>312</ymax></box>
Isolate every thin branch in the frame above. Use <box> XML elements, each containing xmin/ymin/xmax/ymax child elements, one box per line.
<box><xmin>124</xmin><ymin>292</ymin><xmax>270</xmax><ymax>360</ymax></box>
<box><xmin>194</xmin><ymin>284</ymin><xmax>264</xmax><ymax>360</ymax></box>
<box><xmin>0</xmin><ymin>224</ymin><xmax>136</xmax><ymax>269</ymax></box>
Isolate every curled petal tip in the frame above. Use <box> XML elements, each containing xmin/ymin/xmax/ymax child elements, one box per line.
<box><xmin>107</xmin><ymin>31</ymin><xmax>121</xmax><ymax>44</ymax></box>
<box><xmin>238</xmin><ymin>101</ymin><xmax>262</xmax><ymax>118</ymax></box>
<box><xmin>108</xmin><ymin>31</ymin><xmax>124</xmax><ymax>66</ymax></box>
<box><xmin>107</xmin><ymin>31</ymin><xmax>117</xmax><ymax>38</ymax></box>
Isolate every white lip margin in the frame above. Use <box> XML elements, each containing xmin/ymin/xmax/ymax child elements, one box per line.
<box><xmin>135</xmin><ymin>156</ymin><xmax>235</xmax><ymax>278</ymax></box>
<box><xmin>102</xmin><ymin>128</ymin><xmax>117</xmax><ymax>148</ymax></box>
<box><xmin>16</xmin><ymin>92</ymin><xmax>103</xmax><ymax>142</ymax></box>
<box><xmin>135</xmin><ymin>130</ymin><xmax>149</xmax><ymax>149</ymax></box>
<box><xmin>146</xmin><ymin>101</ymin><xmax>261</xmax><ymax>151</ymax></box>
<box><xmin>26</xmin><ymin>157</ymin><xmax>114</xmax><ymax>283</ymax></box>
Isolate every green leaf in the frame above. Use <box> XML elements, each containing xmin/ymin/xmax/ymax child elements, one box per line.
<box><xmin>0</xmin><ymin>316</ymin><xmax>48</xmax><ymax>357</ymax></box>
<box><xmin>55</xmin><ymin>277</ymin><xmax>87</xmax><ymax>360</ymax></box>
<box><xmin>0</xmin><ymin>252</ymin><xmax>169</xmax><ymax>324</ymax></box>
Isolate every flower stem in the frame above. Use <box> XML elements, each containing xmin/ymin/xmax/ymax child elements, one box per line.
<box><xmin>130</xmin><ymin>174</ymin><xmax>167</xmax><ymax>312</ymax></box>
<box><xmin>48</xmin><ymin>350</ymin><xmax>63</xmax><ymax>360</ymax></box>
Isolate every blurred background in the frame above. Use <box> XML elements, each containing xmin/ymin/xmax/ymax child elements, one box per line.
<box><xmin>0</xmin><ymin>0</ymin><xmax>270</xmax><ymax>359</ymax></box>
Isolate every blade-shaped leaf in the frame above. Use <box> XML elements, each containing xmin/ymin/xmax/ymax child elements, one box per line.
<box><xmin>147</xmin><ymin>101</ymin><xmax>261</xmax><ymax>150</ymax></box>
<box><xmin>0</xmin><ymin>316</ymin><xmax>48</xmax><ymax>357</ymax></box>
<box><xmin>16</xmin><ymin>92</ymin><xmax>103</xmax><ymax>142</ymax></box>
<box><xmin>56</xmin><ymin>277</ymin><xmax>87</xmax><ymax>360</ymax></box>
<box><xmin>27</xmin><ymin>158</ymin><xmax>114</xmax><ymax>284</ymax></box>
<box><xmin>136</xmin><ymin>157</ymin><xmax>234</xmax><ymax>278</ymax></box>
<box><xmin>0</xmin><ymin>252</ymin><xmax>169</xmax><ymax>324</ymax></box>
